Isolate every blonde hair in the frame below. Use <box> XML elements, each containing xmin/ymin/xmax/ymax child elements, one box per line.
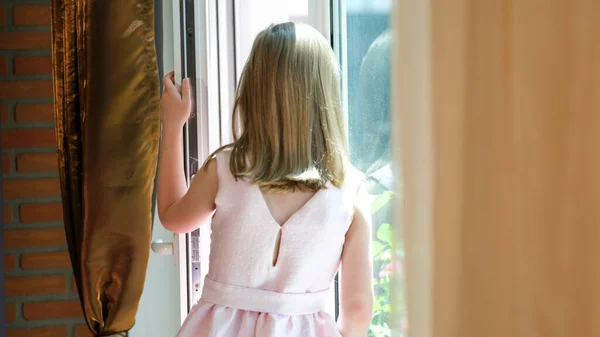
<box><xmin>205</xmin><ymin>22</ymin><xmax>347</xmax><ymax>191</ymax></box>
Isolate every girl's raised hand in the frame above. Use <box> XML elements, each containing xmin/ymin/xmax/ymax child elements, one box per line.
<box><xmin>160</xmin><ymin>71</ymin><xmax>193</xmax><ymax>128</ymax></box>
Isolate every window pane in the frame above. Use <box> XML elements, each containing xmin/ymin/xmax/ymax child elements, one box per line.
<box><xmin>287</xmin><ymin>0</ymin><xmax>309</xmax><ymax>23</ymax></box>
<box><xmin>233</xmin><ymin>0</ymin><xmax>317</xmax><ymax>81</ymax></box>
<box><xmin>336</xmin><ymin>1</ymin><xmax>407</xmax><ymax>336</ymax></box>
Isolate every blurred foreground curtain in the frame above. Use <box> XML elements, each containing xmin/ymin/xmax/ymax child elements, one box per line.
<box><xmin>51</xmin><ymin>0</ymin><xmax>160</xmax><ymax>335</ymax></box>
<box><xmin>393</xmin><ymin>1</ymin><xmax>599</xmax><ymax>337</ymax></box>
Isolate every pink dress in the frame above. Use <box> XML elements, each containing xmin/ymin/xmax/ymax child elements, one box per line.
<box><xmin>175</xmin><ymin>151</ymin><xmax>363</xmax><ymax>337</ymax></box>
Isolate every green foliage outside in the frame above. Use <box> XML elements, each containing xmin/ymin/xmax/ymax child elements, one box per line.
<box><xmin>367</xmin><ymin>191</ymin><xmax>406</xmax><ymax>337</ymax></box>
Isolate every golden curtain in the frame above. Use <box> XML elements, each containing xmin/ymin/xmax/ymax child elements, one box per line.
<box><xmin>52</xmin><ymin>0</ymin><xmax>160</xmax><ymax>335</ymax></box>
<box><xmin>394</xmin><ymin>1</ymin><xmax>600</xmax><ymax>337</ymax></box>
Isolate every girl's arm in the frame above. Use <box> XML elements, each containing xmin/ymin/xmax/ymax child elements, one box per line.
<box><xmin>157</xmin><ymin>73</ymin><xmax>218</xmax><ymax>233</ymax></box>
<box><xmin>337</xmin><ymin>184</ymin><xmax>374</xmax><ymax>337</ymax></box>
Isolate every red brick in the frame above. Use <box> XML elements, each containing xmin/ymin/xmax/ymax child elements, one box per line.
<box><xmin>4</xmin><ymin>204</ymin><xmax>12</xmax><ymax>224</ymax></box>
<box><xmin>17</xmin><ymin>153</ymin><xmax>58</xmax><ymax>173</ymax></box>
<box><xmin>0</xmin><ymin>7</ymin><xmax>6</xmax><ymax>26</ymax></box>
<box><xmin>6</xmin><ymin>303</ymin><xmax>16</xmax><ymax>322</ymax></box>
<box><xmin>0</xmin><ymin>32</ymin><xmax>51</xmax><ymax>50</ymax></box>
<box><xmin>6</xmin><ymin>274</ymin><xmax>66</xmax><ymax>297</ymax></box>
<box><xmin>21</xmin><ymin>251</ymin><xmax>71</xmax><ymax>270</ymax></box>
<box><xmin>74</xmin><ymin>325</ymin><xmax>93</xmax><ymax>337</ymax></box>
<box><xmin>1</xmin><ymin>105</ymin><xmax>8</xmax><ymax>122</ymax></box>
<box><xmin>0</xmin><ymin>57</ymin><xmax>7</xmax><ymax>75</ymax></box>
<box><xmin>2</xmin><ymin>153</ymin><xmax>10</xmax><ymax>173</ymax></box>
<box><xmin>3</xmin><ymin>178</ymin><xmax>61</xmax><ymax>199</ymax></box>
<box><xmin>23</xmin><ymin>300</ymin><xmax>83</xmax><ymax>320</ymax></box>
<box><xmin>8</xmin><ymin>326</ymin><xmax>68</xmax><ymax>337</ymax></box>
<box><xmin>5</xmin><ymin>254</ymin><xmax>16</xmax><ymax>271</ymax></box>
<box><xmin>14</xmin><ymin>56</ymin><xmax>52</xmax><ymax>75</ymax></box>
<box><xmin>15</xmin><ymin>103</ymin><xmax>54</xmax><ymax>123</ymax></box>
<box><xmin>2</xmin><ymin>128</ymin><xmax>56</xmax><ymax>149</ymax></box>
<box><xmin>0</xmin><ymin>80</ymin><xmax>53</xmax><ymax>98</ymax></box>
<box><xmin>20</xmin><ymin>202</ymin><xmax>63</xmax><ymax>223</ymax></box>
<box><xmin>13</xmin><ymin>6</ymin><xmax>52</xmax><ymax>26</ymax></box>
<box><xmin>4</xmin><ymin>228</ymin><xmax>65</xmax><ymax>249</ymax></box>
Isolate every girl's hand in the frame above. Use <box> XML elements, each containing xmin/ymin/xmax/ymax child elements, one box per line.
<box><xmin>160</xmin><ymin>71</ymin><xmax>193</xmax><ymax>128</ymax></box>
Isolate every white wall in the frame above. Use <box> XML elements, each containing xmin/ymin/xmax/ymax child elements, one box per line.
<box><xmin>130</xmin><ymin>1</ymin><xmax>180</xmax><ymax>336</ymax></box>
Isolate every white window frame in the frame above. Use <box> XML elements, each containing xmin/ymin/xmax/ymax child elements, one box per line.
<box><xmin>170</xmin><ymin>0</ymin><xmax>224</xmax><ymax>322</ymax></box>
<box><xmin>170</xmin><ymin>0</ymin><xmax>188</xmax><ymax>324</ymax></box>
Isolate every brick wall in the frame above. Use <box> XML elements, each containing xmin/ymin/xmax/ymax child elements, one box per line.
<box><xmin>1</xmin><ymin>1</ymin><xmax>91</xmax><ymax>336</ymax></box>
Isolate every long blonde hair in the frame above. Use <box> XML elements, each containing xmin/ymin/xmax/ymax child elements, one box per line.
<box><xmin>205</xmin><ymin>22</ymin><xmax>347</xmax><ymax>191</ymax></box>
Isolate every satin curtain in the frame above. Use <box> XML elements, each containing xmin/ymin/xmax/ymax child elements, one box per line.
<box><xmin>394</xmin><ymin>1</ymin><xmax>600</xmax><ymax>337</ymax></box>
<box><xmin>52</xmin><ymin>0</ymin><xmax>160</xmax><ymax>335</ymax></box>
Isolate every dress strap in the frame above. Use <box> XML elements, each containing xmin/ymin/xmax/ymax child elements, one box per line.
<box><xmin>214</xmin><ymin>150</ymin><xmax>236</xmax><ymax>186</ymax></box>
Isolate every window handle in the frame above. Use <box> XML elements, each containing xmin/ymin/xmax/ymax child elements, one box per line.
<box><xmin>151</xmin><ymin>233</ymin><xmax>182</xmax><ymax>266</ymax></box>
<box><xmin>151</xmin><ymin>240</ymin><xmax>174</xmax><ymax>255</ymax></box>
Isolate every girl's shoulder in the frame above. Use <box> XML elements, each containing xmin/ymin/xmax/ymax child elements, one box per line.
<box><xmin>212</xmin><ymin>147</ymin><xmax>234</xmax><ymax>168</ymax></box>
<box><xmin>214</xmin><ymin>147</ymin><xmax>233</xmax><ymax>160</ymax></box>
<box><xmin>341</xmin><ymin>164</ymin><xmax>367</xmax><ymax>196</ymax></box>
<box><xmin>210</xmin><ymin>147</ymin><xmax>236</xmax><ymax>185</ymax></box>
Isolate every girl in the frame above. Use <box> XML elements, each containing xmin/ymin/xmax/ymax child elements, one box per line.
<box><xmin>157</xmin><ymin>22</ymin><xmax>373</xmax><ymax>337</ymax></box>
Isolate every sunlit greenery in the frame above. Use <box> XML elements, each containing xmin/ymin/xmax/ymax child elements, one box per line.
<box><xmin>367</xmin><ymin>191</ymin><xmax>406</xmax><ymax>337</ymax></box>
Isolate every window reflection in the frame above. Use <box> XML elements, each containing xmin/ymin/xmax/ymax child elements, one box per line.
<box><xmin>343</xmin><ymin>2</ymin><xmax>406</xmax><ymax>336</ymax></box>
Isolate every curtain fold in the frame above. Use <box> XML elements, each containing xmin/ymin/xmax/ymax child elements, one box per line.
<box><xmin>52</xmin><ymin>0</ymin><xmax>161</xmax><ymax>335</ymax></box>
<box><xmin>394</xmin><ymin>1</ymin><xmax>600</xmax><ymax>337</ymax></box>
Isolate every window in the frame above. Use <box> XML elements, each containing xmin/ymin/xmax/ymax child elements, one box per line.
<box><xmin>333</xmin><ymin>1</ymin><xmax>406</xmax><ymax>336</ymax></box>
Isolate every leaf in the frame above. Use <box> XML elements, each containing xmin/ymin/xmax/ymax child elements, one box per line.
<box><xmin>371</xmin><ymin>191</ymin><xmax>394</xmax><ymax>214</ymax></box>
<box><xmin>376</xmin><ymin>223</ymin><xmax>393</xmax><ymax>246</ymax></box>
<box><xmin>380</xmin><ymin>250</ymin><xmax>391</xmax><ymax>260</ymax></box>
<box><xmin>373</xmin><ymin>300</ymin><xmax>382</xmax><ymax>312</ymax></box>
<box><xmin>372</xmin><ymin>241</ymin><xmax>385</xmax><ymax>258</ymax></box>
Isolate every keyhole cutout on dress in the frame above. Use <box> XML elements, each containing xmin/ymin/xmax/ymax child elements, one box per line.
<box><xmin>272</xmin><ymin>229</ymin><xmax>282</xmax><ymax>267</ymax></box>
<box><xmin>258</xmin><ymin>186</ymin><xmax>320</xmax><ymax>267</ymax></box>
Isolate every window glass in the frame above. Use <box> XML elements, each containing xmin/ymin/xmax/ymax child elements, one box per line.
<box><xmin>336</xmin><ymin>1</ymin><xmax>407</xmax><ymax>336</ymax></box>
<box><xmin>287</xmin><ymin>0</ymin><xmax>309</xmax><ymax>22</ymax></box>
